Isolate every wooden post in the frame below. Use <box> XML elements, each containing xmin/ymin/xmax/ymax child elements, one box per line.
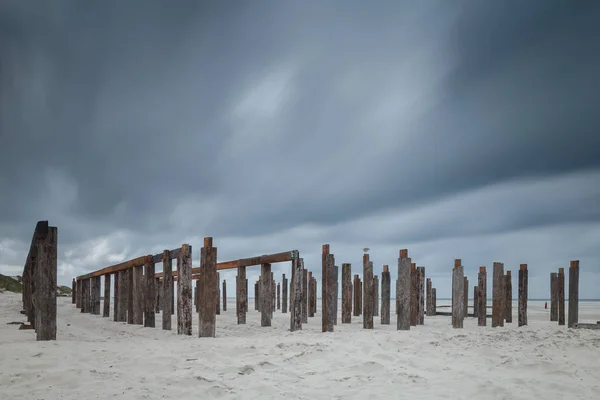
<box><xmin>245</xmin><ymin>278</ymin><xmax>248</xmax><ymax>313</ymax></box>
<box><xmin>473</xmin><ymin>285</ymin><xmax>479</xmax><ymax>318</ymax></box>
<box><xmin>452</xmin><ymin>259</ymin><xmax>465</xmax><ymax>328</ymax></box>
<box><xmin>195</xmin><ymin>280</ymin><xmax>200</xmax><ymax>313</ymax></box>
<box><xmin>144</xmin><ymin>261</ymin><xmax>156</xmax><ymax>327</ymax></box>
<box><xmin>381</xmin><ymin>265</ymin><xmax>390</xmax><ymax>324</ymax></box>
<box><xmin>342</xmin><ymin>263</ymin><xmax>352</xmax><ymax>323</ymax></box>
<box><xmin>432</xmin><ymin>288</ymin><xmax>436</xmax><ymax>315</ymax></box>
<box><xmin>418</xmin><ymin>267</ymin><xmax>425</xmax><ymax>324</ymax></box>
<box><xmin>255</xmin><ymin>281</ymin><xmax>259</xmax><ymax>311</ymax></box>
<box><xmin>426</xmin><ymin>278</ymin><xmax>432</xmax><ymax>316</ymax></box>
<box><xmin>113</xmin><ymin>273</ymin><xmax>119</xmax><ymax>321</ymax></box>
<box><xmin>72</xmin><ymin>278</ymin><xmax>76</xmax><ymax>304</ymax></box>
<box><xmin>131</xmin><ymin>266</ymin><xmax>144</xmax><ymax>325</ymax></box>
<box><xmin>290</xmin><ymin>250</ymin><xmax>302</xmax><ymax>331</ymax></box>
<box><xmin>374</xmin><ymin>275</ymin><xmax>379</xmax><ymax>318</ymax></box>
<box><xmin>162</xmin><ymin>251</ymin><xmax>173</xmax><ymax>330</ymax></box>
<box><xmin>397</xmin><ymin>249</ymin><xmax>411</xmax><ymax>330</ymax></box>
<box><xmin>307</xmin><ymin>271</ymin><xmax>314</xmax><ymax>317</ymax></box>
<box><xmin>118</xmin><ymin>270</ymin><xmax>127</xmax><ymax>322</ymax></box>
<box><xmin>568</xmin><ymin>260</ymin><xmax>579</xmax><ymax>328</ymax></box>
<box><xmin>492</xmin><ymin>262</ymin><xmax>504</xmax><ymax>328</ymax></box>
<box><xmin>504</xmin><ymin>271</ymin><xmax>512</xmax><ymax>323</ymax></box>
<box><xmin>358</xmin><ymin>278</ymin><xmax>362</xmax><ymax>315</ymax></box>
<box><xmin>277</xmin><ymin>282</ymin><xmax>281</xmax><ymax>310</ymax></box>
<box><xmin>282</xmin><ymin>274</ymin><xmax>288</xmax><ymax>314</ymax></box>
<box><xmin>223</xmin><ymin>280</ymin><xmax>227</xmax><ymax>312</ymax></box>
<box><xmin>550</xmin><ymin>272</ymin><xmax>558</xmax><ymax>321</ymax></box>
<box><xmin>177</xmin><ymin>244</ymin><xmax>192</xmax><ymax>335</ymax></box>
<box><xmin>313</xmin><ymin>277</ymin><xmax>317</xmax><ymax>316</ymax></box>
<box><xmin>76</xmin><ymin>279</ymin><xmax>82</xmax><ymax>309</ymax></box>
<box><xmin>518</xmin><ymin>264</ymin><xmax>528</xmax><ymax>327</ymax></box>
<box><xmin>35</xmin><ymin>226</ymin><xmax>57</xmax><ymax>341</ymax></box>
<box><xmin>321</xmin><ymin>244</ymin><xmax>330</xmax><ymax>332</ymax></box>
<box><xmin>103</xmin><ymin>274</ymin><xmax>111</xmax><ymax>318</ymax></box>
<box><xmin>325</xmin><ymin>253</ymin><xmax>336</xmax><ymax>332</ymax></box>
<box><xmin>199</xmin><ymin>237</ymin><xmax>217</xmax><ymax>337</ymax></box>
<box><xmin>237</xmin><ymin>266</ymin><xmax>247</xmax><ymax>323</ymax></box>
<box><xmin>557</xmin><ymin>267</ymin><xmax>565</xmax><ymax>326</ymax></box>
<box><xmin>334</xmin><ymin>265</ymin><xmax>339</xmax><ymax>324</ymax></box>
<box><xmin>127</xmin><ymin>269</ymin><xmax>134</xmax><ymax>324</ymax></box>
<box><xmin>353</xmin><ymin>274</ymin><xmax>360</xmax><ymax>317</ymax></box>
<box><xmin>260</xmin><ymin>263</ymin><xmax>272</xmax><ymax>327</ymax></box>
<box><xmin>155</xmin><ymin>278</ymin><xmax>162</xmax><ymax>314</ymax></box>
<box><xmin>410</xmin><ymin>264</ymin><xmax>418</xmax><ymax>326</ymax></box>
<box><xmin>216</xmin><ymin>273</ymin><xmax>221</xmax><ymax>315</ymax></box>
<box><xmin>80</xmin><ymin>279</ymin><xmax>88</xmax><ymax>313</ymax></box>
<box><xmin>93</xmin><ymin>276</ymin><xmax>101</xmax><ymax>315</ymax></box>
<box><xmin>271</xmin><ymin>272</ymin><xmax>275</xmax><ymax>318</ymax></box>
<box><xmin>302</xmin><ymin>268</ymin><xmax>308</xmax><ymax>323</ymax></box>
<box><xmin>90</xmin><ymin>277</ymin><xmax>98</xmax><ymax>315</ymax></box>
<box><xmin>478</xmin><ymin>267</ymin><xmax>486</xmax><ymax>326</ymax></box>
<box><xmin>363</xmin><ymin>255</ymin><xmax>374</xmax><ymax>329</ymax></box>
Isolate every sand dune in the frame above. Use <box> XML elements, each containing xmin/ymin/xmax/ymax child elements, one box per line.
<box><xmin>1</xmin><ymin>293</ymin><xmax>599</xmax><ymax>400</ymax></box>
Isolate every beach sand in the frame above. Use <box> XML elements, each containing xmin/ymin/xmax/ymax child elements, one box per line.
<box><xmin>1</xmin><ymin>293</ymin><xmax>599</xmax><ymax>400</ymax></box>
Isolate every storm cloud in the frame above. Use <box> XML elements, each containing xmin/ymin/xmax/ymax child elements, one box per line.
<box><xmin>1</xmin><ymin>0</ymin><xmax>599</xmax><ymax>299</ymax></box>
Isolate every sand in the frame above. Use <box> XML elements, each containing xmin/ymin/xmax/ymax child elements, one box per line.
<box><xmin>1</xmin><ymin>293</ymin><xmax>599</xmax><ymax>400</ymax></box>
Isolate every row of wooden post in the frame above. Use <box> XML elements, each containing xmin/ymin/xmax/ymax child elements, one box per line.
<box><xmin>550</xmin><ymin>261</ymin><xmax>580</xmax><ymax>328</ymax></box>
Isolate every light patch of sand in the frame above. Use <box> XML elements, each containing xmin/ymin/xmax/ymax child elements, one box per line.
<box><xmin>1</xmin><ymin>293</ymin><xmax>599</xmax><ymax>400</ymax></box>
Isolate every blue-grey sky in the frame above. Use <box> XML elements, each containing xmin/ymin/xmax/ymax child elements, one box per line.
<box><xmin>1</xmin><ymin>1</ymin><xmax>599</xmax><ymax>299</ymax></box>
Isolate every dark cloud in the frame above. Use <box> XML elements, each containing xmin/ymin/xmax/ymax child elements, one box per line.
<box><xmin>1</xmin><ymin>1</ymin><xmax>599</xmax><ymax>298</ymax></box>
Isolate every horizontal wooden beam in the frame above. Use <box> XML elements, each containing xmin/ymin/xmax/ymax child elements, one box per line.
<box><xmin>76</xmin><ymin>247</ymin><xmax>183</xmax><ymax>281</ymax></box>
<box><xmin>159</xmin><ymin>250</ymin><xmax>296</xmax><ymax>280</ymax></box>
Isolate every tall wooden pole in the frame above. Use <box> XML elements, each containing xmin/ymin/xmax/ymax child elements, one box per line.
<box><xmin>557</xmin><ymin>268</ymin><xmax>565</xmax><ymax>326</ymax></box>
<box><xmin>290</xmin><ymin>251</ymin><xmax>302</xmax><ymax>331</ymax></box>
<box><xmin>162</xmin><ymin>251</ymin><xmax>173</xmax><ymax>330</ymax></box>
<box><xmin>177</xmin><ymin>244</ymin><xmax>192</xmax><ymax>335</ymax></box>
<box><xmin>518</xmin><ymin>264</ymin><xmax>528</xmax><ymax>327</ymax></box>
<box><xmin>550</xmin><ymin>272</ymin><xmax>558</xmax><ymax>321</ymax></box>
<box><xmin>478</xmin><ymin>267</ymin><xmax>487</xmax><ymax>326</ymax></box>
<box><xmin>452</xmin><ymin>259</ymin><xmax>465</xmax><ymax>329</ymax></box>
<box><xmin>504</xmin><ymin>271</ymin><xmax>512</xmax><ymax>323</ymax></box>
<box><xmin>397</xmin><ymin>249</ymin><xmax>411</xmax><ymax>330</ymax></box>
<box><xmin>363</xmin><ymin>255</ymin><xmax>374</xmax><ymax>329</ymax></box>
<box><xmin>103</xmin><ymin>274</ymin><xmax>111</xmax><ymax>318</ymax></box>
<box><xmin>568</xmin><ymin>260</ymin><xmax>580</xmax><ymax>328</ymax></box>
<box><xmin>144</xmin><ymin>261</ymin><xmax>156</xmax><ymax>328</ymax></box>
<box><xmin>492</xmin><ymin>262</ymin><xmax>504</xmax><ymax>328</ymax></box>
<box><xmin>261</xmin><ymin>263</ymin><xmax>272</xmax><ymax>327</ymax></box>
<box><xmin>199</xmin><ymin>237</ymin><xmax>217</xmax><ymax>337</ymax></box>
<box><xmin>381</xmin><ymin>265</ymin><xmax>390</xmax><ymax>324</ymax></box>
<box><xmin>282</xmin><ymin>274</ymin><xmax>288</xmax><ymax>314</ymax></box>
<box><xmin>342</xmin><ymin>263</ymin><xmax>352</xmax><ymax>323</ymax></box>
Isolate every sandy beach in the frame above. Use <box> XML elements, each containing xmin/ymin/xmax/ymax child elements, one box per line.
<box><xmin>1</xmin><ymin>293</ymin><xmax>599</xmax><ymax>400</ymax></box>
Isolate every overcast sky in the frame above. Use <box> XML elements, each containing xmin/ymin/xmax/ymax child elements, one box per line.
<box><xmin>1</xmin><ymin>1</ymin><xmax>599</xmax><ymax>300</ymax></box>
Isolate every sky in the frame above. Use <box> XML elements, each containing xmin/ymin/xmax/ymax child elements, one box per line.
<box><xmin>1</xmin><ymin>1</ymin><xmax>599</xmax><ymax>300</ymax></box>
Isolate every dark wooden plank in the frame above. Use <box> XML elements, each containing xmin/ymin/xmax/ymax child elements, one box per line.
<box><xmin>478</xmin><ymin>267</ymin><xmax>486</xmax><ymax>326</ymax></box>
<box><xmin>492</xmin><ymin>262</ymin><xmax>504</xmax><ymax>328</ymax></box>
<box><xmin>307</xmin><ymin>271</ymin><xmax>313</xmax><ymax>317</ymax></box>
<box><xmin>290</xmin><ymin>251</ymin><xmax>302</xmax><ymax>331</ymax></box>
<box><xmin>452</xmin><ymin>259</ymin><xmax>464</xmax><ymax>328</ymax></box>
<box><xmin>72</xmin><ymin>279</ymin><xmax>76</xmax><ymax>304</ymax></box>
<box><xmin>282</xmin><ymin>274</ymin><xmax>288</xmax><ymax>314</ymax></box>
<box><xmin>550</xmin><ymin>272</ymin><xmax>558</xmax><ymax>321</ymax></box>
<box><xmin>77</xmin><ymin>255</ymin><xmax>151</xmax><ymax>281</ymax></box>
<box><xmin>353</xmin><ymin>274</ymin><xmax>360</xmax><ymax>317</ymax></box>
<box><xmin>35</xmin><ymin>226</ymin><xmax>57</xmax><ymax>341</ymax></box>
<box><xmin>557</xmin><ymin>267</ymin><xmax>565</xmax><ymax>326</ymax></box>
<box><xmin>113</xmin><ymin>273</ymin><xmax>119</xmax><ymax>321</ymax></box>
<box><xmin>518</xmin><ymin>264</ymin><xmax>528</xmax><ymax>327</ymax></box>
<box><xmin>342</xmin><ymin>263</ymin><xmax>352</xmax><ymax>323</ymax></box>
<box><xmin>223</xmin><ymin>280</ymin><xmax>227</xmax><ymax>312</ymax></box>
<box><xmin>92</xmin><ymin>276</ymin><xmax>101</xmax><ymax>315</ymax></box>
<box><xmin>473</xmin><ymin>285</ymin><xmax>479</xmax><ymax>318</ymax></box>
<box><xmin>127</xmin><ymin>269</ymin><xmax>134</xmax><ymax>324</ymax></box>
<box><xmin>325</xmin><ymin>253</ymin><xmax>336</xmax><ymax>332</ymax></box>
<box><xmin>199</xmin><ymin>237</ymin><xmax>218</xmax><ymax>337</ymax></box>
<box><xmin>363</xmin><ymin>255</ymin><xmax>374</xmax><ymax>329</ymax></box>
<box><xmin>418</xmin><ymin>267</ymin><xmax>425</xmax><ymax>324</ymax></box>
<box><xmin>177</xmin><ymin>244</ymin><xmax>192</xmax><ymax>335</ymax></box>
<box><xmin>117</xmin><ymin>271</ymin><xmax>128</xmax><ymax>322</ymax></box>
<box><xmin>321</xmin><ymin>244</ymin><xmax>329</xmax><ymax>332</ymax></box>
<box><xmin>132</xmin><ymin>266</ymin><xmax>144</xmax><ymax>324</ymax></box>
<box><xmin>381</xmin><ymin>265</ymin><xmax>390</xmax><ymax>324</ymax></box>
<box><xmin>568</xmin><ymin>260</ymin><xmax>579</xmax><ymax>328</ymax></box>
<box><xmin>216</xmin><ymin>272</ymin><xmax>221</xmax><ymax>315</ymax></box>
<box><xmin>301</xmin><ymin>268</ymin><xmax>308</xmax><ymax>323</ymax></box>
<box><xmin>504</xmin><ymin>271</ymin><xmax>512</xmax><ymax>323</ymax></box>
<box><xmin>144</xmin><ymin>261</ymin><xmax>156</xmax><ymax>328</ymax></box>
<box><xmin>463</xmin><ymin>276</ymin><xmax>468</xmax><ymax>320</ymax></box>
<box><xmin>410</xmin><ymin>263</ymin><xmax>418</xmax><ymax>326</ymax></box>
<box><xmin>432</xmin><ymin>287</ymin><xmax>437</xmax><ymax>315</ymax></box>
<box><xmin>162</xmin><ymin>251</ymin><xmax>173</xmax><ymax>330</ymax></box>
<box><xmin>103</xmin><ymin>274</ymin><xmax>111</xmax><ymax>318</ymax></box>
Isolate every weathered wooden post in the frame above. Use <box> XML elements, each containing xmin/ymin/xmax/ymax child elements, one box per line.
<box><xmin>103</xmin><ymin>274</ymin><xmax>111</xmax><ymax>318</ymax></box>
<box><xmin>557</xmin><ymin>267</ymin><xmax>565</xmax><ymax>326</ymax></box>
<box><xmin>217</xmin><ymin>276</ymin><xmax>222</xmax><ymax>315</ymax></box>
<box><xmin>80</xmin><ymin>279</ymin><xmax>89</xmax><ymax>313</ymax></box>
<box><xmin>92</xmin><ymin>276</ymin><xmax>101</xmax><ymax>315</ymax></box>
<box><xmin>290</xmin><ymin>250</ymin><xmax>302</xmax><ymax>331</ymax></box>
<box><xmin>76</xmin><ymin>279</ymin><xmax>82</xmax><ymax>309</ymax></box>
<box><xmin>568</xmin><ymin>260</ymin><xmax>579</xmax><ymax>328</ymax></box>
<box><xmin>113</xmin><ymin>274</ymin><xmax>119</xmax><ymax>321</ymax></box>
<box><xmin>245</xmin><ymin>278</ymin><xmax>248</xmax><ymax>312</ymax></box>
<box><xmin>277</xmin><ymin>282</ymin><xmax>281</xmax><ymax>310</ymax></box>
<box><xmin>261</xmin><ymin>263</ymin><xmax>272</xmax><ymax>327</ymax></box>
<box><xmin>473</xmin><ymin>285</ymin><xmax>479</xmax><ymax>318</ymax></box>
<box><xmin>358</xmin><ymin>277</ymin><xmax>362</xmax><ymax>315</ymax></box>
<box><xmin>144</xmin><ymin>259</ymin><xmax>156</xmax><ymax>327</ymax></box>
<box><xmin>127</xmin><ymin>269</ymin><xmax>134</xmax><ymax>324</ymax></box>
<box><xmin>518</xmin><ymin>264</ymin><xmax>528</xmax><ymax>327</ymax></box>
<box><xmin>177</xmin><ymin>244</ymin><xmax>192</xmax><ymax>335</ymax></box>
<box><xmin>155</xmin><ymin>277</ymin><xmax>162</xmax><ymax>314</ymax></box>
<box><xmin>35</xmin><ymin>225</ymin><xmax>57</xmax><ymax>341</ymax></box>
<box><xmin>89</xmin><ymin>277</ymin><xmax>97</xmax><ymax>314</ymax></box>
<box><xmin>72</xmin><ymin>278</ymin><xmax>76</xmax><ymax>304</ymax></box>
<box><xmin>199</xmin><ymin>237</ymin><xmax>217</xmax><ymax>337</ymax></box>
<box><xmin>237</xmin><ymin>265</ymin><xmax>247</xmax><ymax>323</ymax></box>
<box><xmin>255</xmin><ymin>281</ymin><xmax>259</xmax><ymax>311</ymax></box>
<box><xmin>452</xmin><ymin>259</ymin><xmax>465</xmax><ymax>328</ymax></box>
<box><xmin>374</xmin><ymin>275</ymin><xmax>379</xmax><ymax>318</ymax></box>
<box><xmin>478</xmin><ymin>267</ymin><xmax>486</xmax><ymax>326</ymax></box>
<box><xmin>321</xmin><ymin>244</ymin><xmax>330</xmax><ymax>331</ymax></box>
<box><xmin>307</xmin><ymin>271</ymin><xmax>312</xmax><ymax>317</ymax></box>
<box><xmin>342</xmin><ymin>263</ymin><xmax>352</xmax><ymax>323</ymax></box>
<box><xmin>271</xmin><ymin>271</ymin><xmax>275</xmax><ymax>318</ymax></box>
<box><xmin>418</xmin><ymin>267</ymin><xmax>425</xmax><ymax>324</ymax></box>
<box><xmin>432</xmin><ymin>287</ymin><xmax>436</xmax><ymax>315</ymax></box>
<box><xmin>504</xmin><ymin>271</ymin><xmax>512</xmax><ymax>323</ymax></box>
<box><xmin>550</xmin><ymin>272</ymin><xmax>558</xmax><ymax>321</ymax></box>
<box><xmin>313</xmin><ymin>277</ymin><xmax>317</xmax><ymax>315</ymax></box>
<box><xmin>353</xmin><ymin>274</ymin><xmax>360</xmax><ymax>317</ymax></box>
<box><xmin>282</xmin><ymin>274</ymin><xmax>288</xmax><ymax>314</ymax></box>
<box><xmin>334</xmin><ymin>265</ymin><xmax>339</xmax><ymax>324</ymax></box>
<box><xmin>117</xmin><ymin>270</ymin><xmax>127</xmax><ymax>322</ymax></box>
<box><xmin>131</xmin><ymin>265</ymin><xmax>145</xmax><ymax>325</ymax></box>
<box><xmin>381</xmin><ymin>265</ymin><xmax>390</xmax><ymax>324</ymax></box>
<box><xmin>363</xmin><ymin>255</ymin><xmax>374</xmax><ymax>329</ymax></box>
<box><xmin>302</xmin><ymin>268</ymin><xmax>308</xmax><ymax>323</ymax></box>
<box><xmin>463</xmin><ymin>276</ymin><xmax>468</xmax><ymax>318</ymax></box>
<box><xmin>492</xmin><ymin>262</ymin><xmax>504</xmax><ymax>328</ymax></box>
<box><xmin>162</xmin><ymin>251</ymin><xmax>173</xmax><ymax>330</ymax></box>
<box><xmin>397</xmin><ymin>250</ymin><xmax>411</xmax><ymax>330</ymax></box>
<box><xmin>325</xmin><ymin>252</ymin><xmax>336</xmax><ymax>331</ymax></box>
<box><xmin>223</xmin><ymin>280</ymin><xmax>227</xmax><ymax>312</ymax></box>
<box><xmin>410</xmin><ymin>264</ymin><xmax>418</xmax><ymax>326</ymax></box>
<box><xmin>426</xmin><ymin>278</ymin><xmax>432</xmax><ymax>316</ymax></box>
